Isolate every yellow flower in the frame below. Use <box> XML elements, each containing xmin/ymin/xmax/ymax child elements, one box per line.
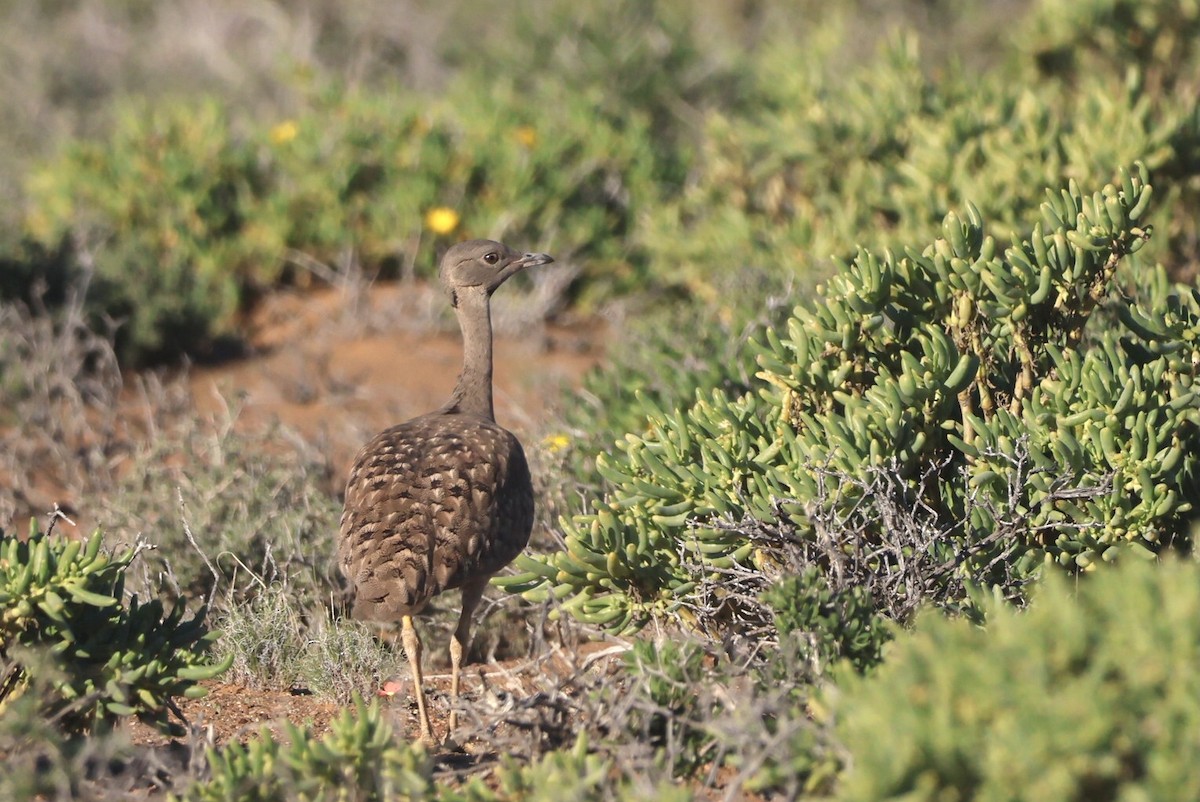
<box><xmin>513</xmin><ymin>124</ymin><xmax>538</xmax><ymax>148</ymax></box>
<box><xmin>424</xmin><ymin>207</ymin><xmax>460</xmax><ymax>235</ymax></box>
<box><xmin>269</xmin><ymin>120</ymin><xmax>298</xmax><ymax>145</ymax></box>
<box><xmin>542</xmin><ymin>433</ymin><xmax>571</xmax><ymax>454</ymax></box>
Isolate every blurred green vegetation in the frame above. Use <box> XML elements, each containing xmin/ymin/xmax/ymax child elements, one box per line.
<box><xmin>4</xmin><ymin>0</ymin><xmax>1200</xmax><ymax>798</ymax></box>
<box><xmin>17</xmin><ymin>0</ymin><xmax>1198</xmax><ymax>363</ymax></box>
<box><xmin>835</xmin><ymin>556</ymin><xmax>1200</xmax><ymax>800</ymax></box>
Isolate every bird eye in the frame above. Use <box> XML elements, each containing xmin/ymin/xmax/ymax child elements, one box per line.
<box><xmin>483</xmin><ymin>252</ymin><xmax>500</xmax><ymax>265</ymax></box>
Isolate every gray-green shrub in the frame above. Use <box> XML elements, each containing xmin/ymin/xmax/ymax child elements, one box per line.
<box><xmin>503</xmin><ymin>167</ymin><xmax>1200</xmax><ymax>635</ymax></box>
<box><xmin>0</xmin><ymin>524</ymin><xmax>229</xmax><ymax>735</ymax></box>
<box><xmin>172</xmin><ymin>696</ymin><xmax>434</xmax><ymax>802</ymax></box>
<box><xmin>834</xmin><ymin>555</ymin><xmax>1200</xmax><ymax>800</ymax></box>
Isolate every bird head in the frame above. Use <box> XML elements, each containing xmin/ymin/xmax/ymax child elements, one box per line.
<box><xmin>438</xmin><ymin>239</ymin><xmax>554</xmax><ymax>307</ymax></box>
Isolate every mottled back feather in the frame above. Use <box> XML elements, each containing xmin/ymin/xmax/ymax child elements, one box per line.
<box><xmin>338</xmin><ymin>410</ymin><xmax>534</xmax><ymax>621</ymax></box>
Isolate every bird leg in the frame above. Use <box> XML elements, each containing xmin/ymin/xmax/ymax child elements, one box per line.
<box><xmin>400</xmin><ymin>614</ymin><xmax>435</xmax><ymax>744</ymax></box>
<box><xmin>447</xmin><ymin>577</ymin><xmax>488</xmax><ymax>736</ymax></box>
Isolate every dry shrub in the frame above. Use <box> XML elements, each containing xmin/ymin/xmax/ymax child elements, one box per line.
<box><xmin>0</xmin><ymin>293</ymin><xmax>119</xmax><ymax>520</ymax></box>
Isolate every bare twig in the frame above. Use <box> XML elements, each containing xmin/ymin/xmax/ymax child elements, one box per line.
<box><xmin>177</xmin><ymin>489</ymin><xmax>221</xmax><ymax>610</ymax></box>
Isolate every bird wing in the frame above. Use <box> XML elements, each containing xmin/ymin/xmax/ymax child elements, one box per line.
<box><xmin>338</xmin><ymin>413</ymin><xmax>533</xmax><ymax>621</ymax></box>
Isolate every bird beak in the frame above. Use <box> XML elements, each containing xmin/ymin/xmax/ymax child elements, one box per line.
<box><xmin>514</xmin><ymin>252</ymin><xmax>554</xmax><ymax>269</ymax></box>
<box><xmin>486</xmin><ymin>250</ymin><xmax>555</xmax><ymax>293</ymax></box>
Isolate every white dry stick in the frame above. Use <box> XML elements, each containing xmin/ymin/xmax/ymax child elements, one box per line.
<box><xmin>178</xmin><ymin>487</ymin><xmax>221</xmax><ymax>609</ymax></box>
<box><xmin>45</xmin><ymin>503</ymin><xmax>77</xmax><ymax>537</ymax></box>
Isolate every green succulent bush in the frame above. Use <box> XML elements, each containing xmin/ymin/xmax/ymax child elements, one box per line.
<box><xmin>502</xmin><ymin>166</ymin><xmax>1200</xmax><ymax>635</ymax></box>
<box><xmin>542</xmin><ymin>275</ymin><xmax>788</xmax><ymax>522</ymax></box>
<box><xmin>13</xmin><ymin>0</ymin><xmax>1200</xmax><ymax>369</ymax></box>
<box><xmin>637</xmin><ymin>26</ymin><xmax>1198</xmax><ymax>295</ymax></box>
<box><xmin>177</xmin><ymin>698</ymin><xmax>684</xmax><ymax>802</ymax></box>
<box><xmin>763</xmin><ymin>566</ymin><xmax>890</xmax><ymax>676</ymax></box>
<box><xmin>620</xmin><ymin>639</ymin><xmax>719</xmax><ymax>775</ymax></box>
<box><xmin>23</xmin><ymin>99</ymin><xmax>266</xmax><ymax>363</ymax></box>
<box><xmin>0</xmin><ymin>524</ymin><xmax>230</xmax><ymax>735</ymax></box>
<box><xmin>174</xmin><ymin>696</ymin><xmax>433</xmax><ymax>802</ymax></box>
<box><xmin>593</xmin><ymin>627</ymin><xmax>847</xmax><ymax>796</ymax></box>
<box><xmin>20</xmin><ymin>65</ymin><xmax>677</xmax><ymax>362</ymax></box>
<box><xmin>0</xmin><ymin>648</ymin><xmax>136</xmax><ymax>802</ymax></box>
<box><xmin>545</xmin><ymin>8</ymin><xmax>1200</xmax><ymax>538</ymax></box>
<box><xmin>450</xmin><ymin>733</ymin><xmax>690</xmax><ymax>802</ymax></box>
<box><xmin>1022</xmin><ymin>0</ymin><xmax>1200</xmax><ymax>93</ymax></box>
<box><xmin>834</xmin><ymin>556</ymin><xmax>1200</xmax><ymax>800</ymax></box>
<box><xmin>248</xmin><ymin>79</ymin><xmax>663</xmax><ymax>296</ymax></box>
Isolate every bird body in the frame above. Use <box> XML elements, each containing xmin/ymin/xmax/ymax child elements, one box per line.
<box><xmin>337</xmin><ymin>239</ymin><xmax>552</xmax><ymax>744</ymax></box>
<box><xmin>339</xmin><ymin>412</ymin><xmax>533</xmax><ymax>621</ymax></box>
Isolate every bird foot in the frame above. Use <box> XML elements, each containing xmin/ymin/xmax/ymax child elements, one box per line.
<box><xmin>376</xmin><ymin>679</ymin><xmax>440</xmax><ymax>746</ymax></box>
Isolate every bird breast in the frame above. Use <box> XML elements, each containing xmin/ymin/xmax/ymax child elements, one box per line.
<box><xmin>338</xmin><ymin>412</ymin><xmax>534</xmax><ymax>621</ymax></box>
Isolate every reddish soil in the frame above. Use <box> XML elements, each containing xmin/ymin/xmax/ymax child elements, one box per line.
<box><xmin>191</xmin><ymin>280</ymin><xmax>604</xmax><ymax>478</ymax></box>
<box><xmin>124</xmin><ymin>641</ymin><xmax>631</xmax><ymax>751</ymax></box>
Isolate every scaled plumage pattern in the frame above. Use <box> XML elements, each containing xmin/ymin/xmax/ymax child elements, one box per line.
<box><xmin>338</xmin><ymin>239</ymin><xmax>553</xmax><ymax>743</ymax></box>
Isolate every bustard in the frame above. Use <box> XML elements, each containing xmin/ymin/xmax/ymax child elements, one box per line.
<box><xmin>338</xmin><ymin>239</ymin><xmax>553</xmax><ymax>744</ymax></box>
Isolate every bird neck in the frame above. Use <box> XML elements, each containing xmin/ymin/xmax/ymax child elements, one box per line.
<box><xmin>443</xmin><ymin>288</ymin><xmax>495</xmax><ymax>420</ymax></box>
